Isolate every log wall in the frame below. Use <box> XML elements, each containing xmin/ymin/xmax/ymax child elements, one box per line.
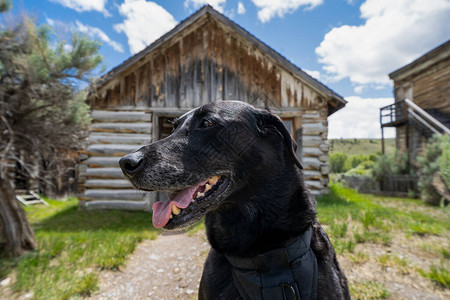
<box><xmin>78</xmin><ymin>109</ymin><xmax>154</xmax><ymax>210</ymax></box>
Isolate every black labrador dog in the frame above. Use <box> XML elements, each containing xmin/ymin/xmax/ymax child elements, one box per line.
<box><xmin>120</xmin><ymin>101</ymin><xmax>350</xmax><ymax>300</ymax></box>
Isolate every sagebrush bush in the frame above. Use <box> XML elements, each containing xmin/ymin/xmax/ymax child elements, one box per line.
<box><xmin>417</xmin><ymin>135</ymin><xmax>448</xmax><ymax>206</ymax></box>
<box><xmin>330</xmin><ymin>153</ymin><xmax>349</xmax><ymax>173</ymax></box>
<box><xmin>440</xmin><ymin>136</ymin><xmax>450</xmax><ymax>188</ymax></box>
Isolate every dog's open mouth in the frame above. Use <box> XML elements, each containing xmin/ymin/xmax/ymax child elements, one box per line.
<box><xmin>152</xmin><ymin>175</ymin><xmax>227</xmax><ymax>229</ymax></box>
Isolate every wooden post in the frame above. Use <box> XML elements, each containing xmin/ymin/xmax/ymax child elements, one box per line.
<box><xmin>381</xmin><ymin>126</ymin><xmax>385</xmax><ymax>155</ymax></box>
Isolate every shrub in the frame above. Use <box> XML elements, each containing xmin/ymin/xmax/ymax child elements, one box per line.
<box><xmin>371</xmin><ymin>154</ymin><xmax>393</xmax><ymax>182</ymax></box>
<box><xmin>417</xmin><ymin>135</ymin><xmax>447</xmax><ymax>206</ymax></box>
<box><xmin>346</xmin><ymin>160</ymin><xmax>375</xmax><ymax>176</ymax></box>
<box><xmin>440</xmin><ymin>135</ymin><xmax>450</xmax><ymax>188</ymax></box>
<box><xmin>344</xmin><ymin>155</ymin><xmax>367</xmax><ymax>170</ymax></box>
<box><xmin>392</xmin><ymin>151</ymin><xmax>410</xmax><ymax>175</ymax></box>
<box><xmin>371</xmin><ymin>151</ymin><xmax>411</xmax><ymax>182</ymax></box>
<box><xmin>330</xmin><ymin>153</ymin><xmax>348</xmax><ymax>173</ymax></box>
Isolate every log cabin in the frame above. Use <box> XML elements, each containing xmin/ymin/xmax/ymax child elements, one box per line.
<box><xmin>78</xmin><ymin>5</ymin><xmax>346</xmax><ymax>210</ymax></box>
<box><xmin>380</xmin><ymin>40</ymin><xmax>450</xmax><ymax>161</ymax></box>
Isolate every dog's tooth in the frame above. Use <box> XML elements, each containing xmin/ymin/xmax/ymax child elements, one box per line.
<box><xmin>196</xmin><ymin>192</ymin><xmax>205</xmax><ymax>199</ymax></box>
<box><xmin>204</xmin><ymin>183</ymin><xmax>212</xmax><ymax>192</ymax></box>
<box><xmin>169</xmin><ymin>214</ymin><xmax>173</xmax><ymax>219</ymax></box>
<box><xmin>172</xmin><ymin>205</ymin><xmax>181</xmax><ymax>215</ymax></box>
<box><xmin>209</xmin><ymin>176</ymin><xmax>220</xmax><ymax>185</ymax></box>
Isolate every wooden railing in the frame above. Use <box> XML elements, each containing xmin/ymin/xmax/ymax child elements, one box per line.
<box><xmin>380</xmin><ymin>99</ymin><xmax>450</xmax><ymax>135</ymax></box>
<box><xmin>380</xmin><ymin>100</ymin><xmax>407</xmax><ymax>127</ymax></box>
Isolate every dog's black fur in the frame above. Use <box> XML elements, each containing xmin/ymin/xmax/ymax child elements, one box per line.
<box><xmin>120</xmin><ymin>101</ymin><xmax>350</xmax><ymax>300</ymax></box>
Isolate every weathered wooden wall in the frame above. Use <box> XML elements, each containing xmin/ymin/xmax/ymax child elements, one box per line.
<box><xmin>413</xmin><ymin>58</ymin><xmax>450</xmax><ymax>114</ymax></box>
<box><xmin>79</xmin><ymin>15</ymin><xmax>333</xmax><ymax>209</ymax></box>
<box><xmin>92</xmin><ymin>18</ymin><xmax>324</xmax><ymax>112</ymax></box>
<box><xmin>393</xmin><ymin>50</ymin><xmax>449</xmax><ymax>159</ymax></box>
<box><xmin>394</xmin><ymin>58</ymin><xmax>450</xmax><ymax>115</ymax></box>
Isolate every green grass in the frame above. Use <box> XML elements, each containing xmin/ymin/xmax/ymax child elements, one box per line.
<box><xmin>317</xmin><ymin>184</ymin><xmax>449</xmax><ymax>288</ymax></box>
<box><xmin>329</xmin><ymin>138</ymin><xmax>395</xmax><ymax>156</ymax></box>
<box><xmin>419</xmin><ymin>264</ymin><xmax>450</xmax><ymax>288</ymax></box>
<box><xmin>2</xmin><ymin>184</ymin><xmax>449</xmax><ymax>298</ymax></box>
<box><xmin>0</xmin><ymin>198</ymin><xmax>159</xmax><ymax>299</ymax></box>
<box><xmin>317</xmin><ymin>184</ymin><xmax>450</xmax><ymax>235</ymax></box>
<box><xmin>376</xmin><ymin>254</ymin><xmax>411</xmax><ymax>275</ymax></box>
<box><xmin>349</xmin><ymin>280</ymin><xmax>391</xmax><ymax>299</ymax></box>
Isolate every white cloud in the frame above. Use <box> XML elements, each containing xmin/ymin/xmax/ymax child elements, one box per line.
<box><xmin>251</xmin><ymin>0</ymin><xmax>323</xmax><ymax>23</ymax></box>
<box><xmin>316</xmin><ymin>0</ymin><xmax>450</xmax><ymax>89</ymax></box>
<box><xmin>46</xmin><ymin>18</ymin><xmax>123</xmax><ymax>53</ymax></box>
<box><xmin>237</xmin><ymin>2</ymin><xmax>246</xmax><ymax>14</ymax></box>
<box><xmin>184</xmin><ymin>0</ymin><xmax>226</xmax><ymax>13</ymax></box>
<box><xmin>50</xmin><ymin>0</ymin><xmax>110</xmax><ymax>16</ymax></box>
<box><xmin>328</xmin><ymin>96</ymin><xmax>396</xmax><ymax>139</ymax></box>
<box><xmin>75</xmin><ymin>20</ymin><xmax>124</xmax><ymax>53</ymax></box>
<box><xmin>114</xmin><ymin>0</ymin><xmax>177</xmax><ymax>54</ymax></box>
<box><xmin>303</xmin><ymin>69</ymin><xmax>321</xmax><ymax>80</ymax></box>
<box><xmin>354</xmin><ymin>85</ymin><xmax>364</xmax><ymax>94</ymax></box>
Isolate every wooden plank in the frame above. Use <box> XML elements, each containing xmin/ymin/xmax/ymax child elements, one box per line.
<box><xmin>91</xmin><ymin>123</ymin><xmax>152</xmax><ymax>134</ymax></box>
<box><xmin>87</xmin><ymin>144</ymin><xmax>142</xmax><ymax>155</ymax></box>
<box><xmin>80</xmin><ymin>189</ymin><xmax>145</xmax><ymax>200</ymax></box>
<box><xmin>82</xmin><ymin>179</ymin><xmax>133</xmax><ymax>189</ymax></box>
<box><xmin>85</xmin><ymin>157</ymin><xmax>122</xmax><ymax>168</ymax></box>
<box><xmin>310</xmin><ymin>190</ymin><xmax>321</xmax><ymax>196</ymax></box>
<box><xmin>91</xmin><ymin>111</ymin><xmax>151</xmax><ymax>122</ymax></box>
<box><xmin>302</xmin><ymin>147</ymin><xmax>324</xmax><ymax>157</ymax></box>
<box><xmin>302</xmin><ymin>122</ymin><xmax>327</xmax><ymax>135</ymax></box>
<box><xmin>302</xmin><ymin>157</ymin><xmax>321</xmax><ymax>170</ymax></box>
<box><xmin>80</xmin><ymin>199</ymin><xmax>152</xmax><ymax>211</ymax></box>
<box><xmin>305</xmin><ymin>180</ymin><xmax>323</xmax><ymax>190</ymax></box>
<box><xmin>29</xmin><ymin>191</ymin><xmax>49</xmax><ymax>206</ymax></box>
<box><xmin>303</xmin><ymin>170</ymin><xmax>322</xmax><ymax>180</ymax></box>
<box><xmin>16</xmin><ymin>195</ymin><xmax>29</xmax><ymax>206</ymax></box>
<box><xmin>89</xmin><ymin>133</ymin><xmax>151</xmax><ymax>145</ymax></box>
<box><xmin>85</xmin><ymin>168</ymin><xmax>125</xmax><ymax>179</ymax></box>
<box><xmin>302</xmin><ymin>136</ymin><xmax>324</xmax><ymax>147</ymax></box>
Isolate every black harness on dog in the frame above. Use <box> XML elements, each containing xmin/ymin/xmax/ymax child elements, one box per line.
<box><xmin>225</xmin><ymin>227</ymin><xmax>317</xmax><ymax>300</ymax></box>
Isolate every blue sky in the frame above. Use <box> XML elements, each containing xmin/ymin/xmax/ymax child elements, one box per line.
<box><xmin>9</xmin><ymin>0</ymin><xmax>450</xmax><ymax>138</ymax></box>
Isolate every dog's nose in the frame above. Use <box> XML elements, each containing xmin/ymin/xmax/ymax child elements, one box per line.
<box><xmin>119</xmin><ymin>152</ymin><xmax>144</xmax><ymax>177</ymax></box>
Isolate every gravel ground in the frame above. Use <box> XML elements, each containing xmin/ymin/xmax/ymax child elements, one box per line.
<box><xmin>90</xmin><ymin>228</ymin><xmax>450</xmax><ymax>300</ymax></box>
<box><xmin>90</xmin><ymin>231</ymin><xmax>210</xmax><ymax>300</ymax></box>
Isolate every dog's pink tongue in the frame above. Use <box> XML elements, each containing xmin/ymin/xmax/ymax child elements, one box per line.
<box><xmin>152</xmin><ymin>180</ymin><xmax>208</xmax><ymax>228</ymax></box>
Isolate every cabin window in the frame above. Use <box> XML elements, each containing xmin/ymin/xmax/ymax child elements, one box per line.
<box><xmin>281</xmin><ymin>118</ymin><xmax>295</xmax><ymax>138</ymax></box>
<box><xmin>281</xmin><ymin>117</ymin><xmax>302</xmax><ymax>164</ymax></box>
<box><xmin>158</xmin><ymin>116</ymin><xmax>176</xmax><ymax>139</ymax></box>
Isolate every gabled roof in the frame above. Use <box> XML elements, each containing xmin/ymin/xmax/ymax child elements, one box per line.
<box><xmin>389</xmin><ymin>40</ymin><xmax>450</xmax><ymax>80</ymax></box>
<box><xmin>98</xmin><ymin>5</ymin><xmax>346</xmax><ymax>111</ymax></box>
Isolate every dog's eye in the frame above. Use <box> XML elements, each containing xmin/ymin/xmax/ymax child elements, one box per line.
<box><xmin>200</xmin><ymin>119</ymin><xmax>215</xmax><ymax>128</ymax></box>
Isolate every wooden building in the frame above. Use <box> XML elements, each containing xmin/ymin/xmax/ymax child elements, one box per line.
<box><xmin>380</xmin><ymin>40</ymin><xmax>450</xmax><ymax>159</ymax></box>
<box><xmin>78</xmin><ymin>5</ymin><xmax>346</xmax><ymax>210</ymax></box>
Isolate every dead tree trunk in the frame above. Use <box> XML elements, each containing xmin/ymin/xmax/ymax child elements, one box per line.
<box><xmin>0</xmin><ymin>174</ymin><xmax>36</xmax><ymax>257</ymax></box>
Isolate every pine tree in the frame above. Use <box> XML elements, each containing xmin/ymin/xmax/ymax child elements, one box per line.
<box><xmin>0</xmin><ymin>1</ymin><xmax>103</xmax><ymax>257</ymax></box>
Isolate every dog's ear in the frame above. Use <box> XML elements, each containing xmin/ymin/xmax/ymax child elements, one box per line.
<box><xmin>256</xmin><ymin>111</ymin><xmax>303</xmax><ymax>170</ymax></box>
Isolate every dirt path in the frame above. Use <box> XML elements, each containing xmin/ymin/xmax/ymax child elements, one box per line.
<box><xmin>91</xmin><ymin>231</ymin><xmax>210</xmax><ymax>300</ymax></box>
<box><xmin>91</xmin><ymin>229</ymin><xmax>449</xmax><ymax>300</ymax></box>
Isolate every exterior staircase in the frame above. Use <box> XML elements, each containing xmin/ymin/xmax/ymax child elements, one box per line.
<box><xmin>380</xmin><ymin>98</ymin><xmax>450</xmax><ymax>138</ymax></box>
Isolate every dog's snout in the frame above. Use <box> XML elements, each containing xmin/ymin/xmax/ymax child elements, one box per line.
<box><xmin>120</xmin><ymin>152</ymin><xmax>144</xmax><ymax>177</ymax></box>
